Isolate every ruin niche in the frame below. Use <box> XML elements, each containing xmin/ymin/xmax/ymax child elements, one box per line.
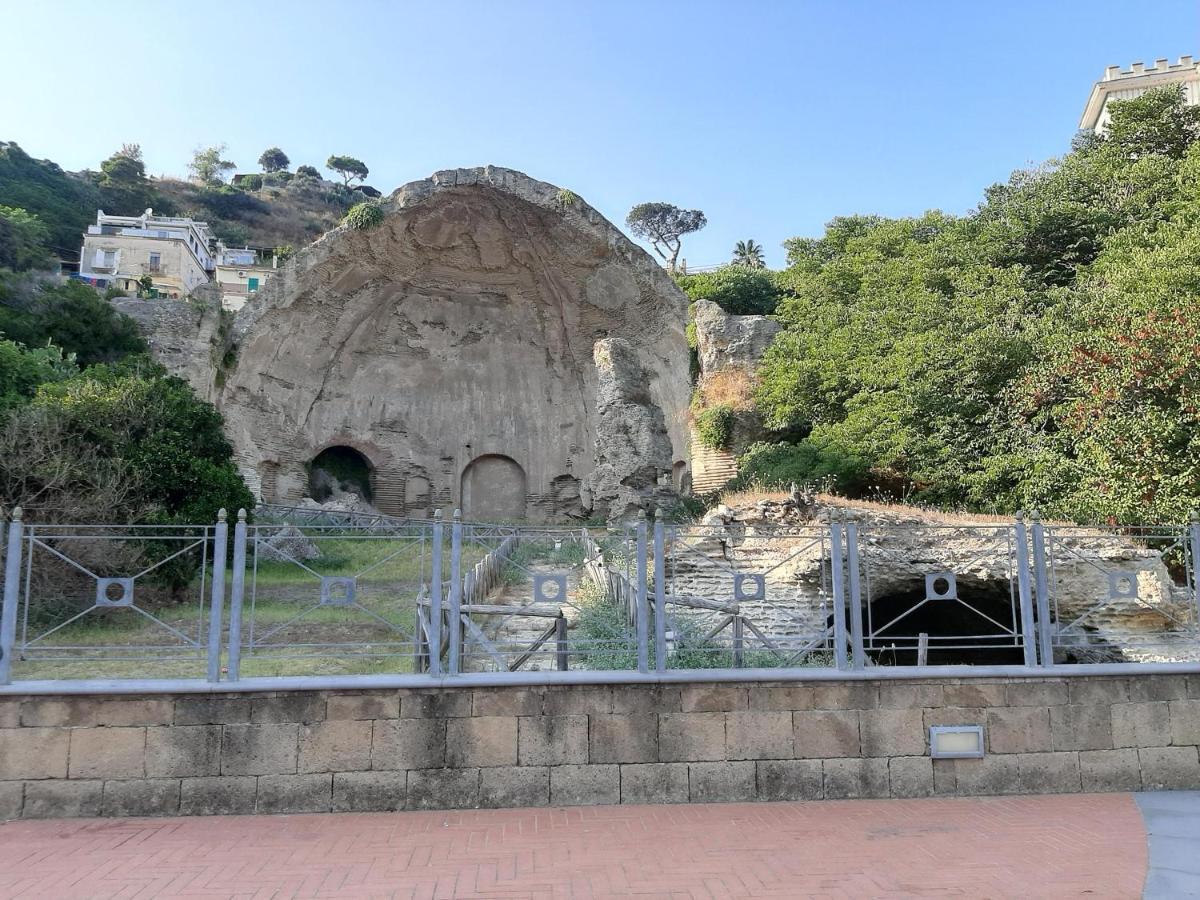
<box><xmin>210</xmin><ymin>166</ymin><xmax>691</xmax><ymax>521</ymax></box>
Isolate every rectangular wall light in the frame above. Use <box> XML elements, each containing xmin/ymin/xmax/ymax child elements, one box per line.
<box><xmin>929</xmin><ymin>725</ymin><xmax>985</xmax><ymax>759</ymax></box>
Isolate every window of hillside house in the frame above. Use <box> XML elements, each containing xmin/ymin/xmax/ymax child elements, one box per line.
<box><xmin>149</xmin><ymin>252</ymin><xmax>161</xmax><ymax>271</ymax></box>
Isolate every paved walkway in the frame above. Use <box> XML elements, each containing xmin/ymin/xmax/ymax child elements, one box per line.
<box><xmin>0</xmin><ymin>794</ymin><xmax>1150</xmax><ymax>899</ymax></box>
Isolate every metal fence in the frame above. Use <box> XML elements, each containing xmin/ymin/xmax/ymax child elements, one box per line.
<box><xmin>3</xmin><ymin>507</ymin><xmax>1200</xmax><ymax>687</ymax></box>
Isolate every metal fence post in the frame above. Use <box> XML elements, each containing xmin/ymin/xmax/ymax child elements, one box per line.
<box><xmin>1013</xmin><ymin>512</ymin><xmax>1040</xmax><ymax>668</ymax></box>
<box><xmin>1190</xmin><ymin>511</ymin><xmax>1200</xmax><ymax>622</ymax></box>
<box><xmin>447</xmin><ymin>510</ymin><xmax>463</xmax><ymax>675</ymax></box>
<box><xmin>844</xmin><ymin>519</ymin><xmax>865</xmax><ymax>669</ymax></box>
<box><xmin>225</xmin><ymin>509</ymin><xmax>248</xmax><ymax>681</ymax></box>
<box><xmin>0</xmin><ymin>508</ymin><xmax>24</xmax><ymax>686</ymax></box>
<box><xmin>206</xmin><ymin>509</ymin><xmax>228</xmax><ymax>683</ymax></box>
<box><xmin>635</xmin><ymin>511</ymin><xmax>649</xmax><ymax>673</ymax></box>
<box><xmin>428</xmin><ymin>510</ymin><xmax>444</xmax><ymax>676</ymax></box>
<box><xmin>1030</xmin><ymin>512</ymin><xmax>1054</xmax><ymax>668</ymax></box>
<box><xmin>653</xmin><ymin>510</ymin><xmax>667</xmax><ymax>672</ymax></box>
<box><xmin>829</xmin><ymin>514</ymin><xmax>849</xmax><ymax>670</ymax></box>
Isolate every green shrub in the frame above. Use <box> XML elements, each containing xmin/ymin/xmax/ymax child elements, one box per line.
<box><xmin>674</xmin><ymin>266</ymin><xmax>781</xmax><ymax>315</ymax></box>
<box><xmin>343</xmin><ymin>201</ymin><xmax>384</xmax><ymax>230</ymax></box>
<box><xmin>694</xmin><ymin>404</ymin><xmax>736</xmax><ymax>450</ymax></box>
<box><xmin>295</xmin><ymin>165</ymin><xmax>321</xmax><ymax>179</ymax></box>
<box><xmin>0</xmin><ymin>276</ymin><xmax>145</xmax><ymax>365</ymax></box>
<box><xmin>233</xmin><ymin>174</ymin><xmax>263</xmax><ymax>191</ymax></box>
<box><xmin>262</xmin><ymin>171</ymin><xmax>292</xmax><ymax>187</ymax></box>
<box><xmin>728</xmin><ymin>440</ymin><xmax>869</xmax><ymax>495</ymax></box>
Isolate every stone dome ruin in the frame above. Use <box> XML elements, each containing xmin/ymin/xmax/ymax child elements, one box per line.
<box><xmin>205</xmin><ymin>166</ymin><xmax>692</xmax><ymax>521</ymax></box>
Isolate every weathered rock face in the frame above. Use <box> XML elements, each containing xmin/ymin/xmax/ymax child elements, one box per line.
<box><xmin>210</xmin><ymin>167</ymin><xmax>690</xmax><ymax>521</ymax></box>
<box><xmin>692</xmin><ymin>298</ymin><xmax>780</xmax><ymax>378</ymax></box>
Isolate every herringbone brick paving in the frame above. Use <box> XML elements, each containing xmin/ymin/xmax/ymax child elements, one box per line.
<box><xmin>0</xmin><ymin>794</ymin><xmax>1146</xmax><ymax>899</ymax></box>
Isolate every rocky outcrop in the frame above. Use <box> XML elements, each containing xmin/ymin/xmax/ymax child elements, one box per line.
<box><xmin>692</xmin><ymin>298</ymin><xmax>780</xmax><ymax>377</ymax></box>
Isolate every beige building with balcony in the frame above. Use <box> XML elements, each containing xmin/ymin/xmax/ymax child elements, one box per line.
<box><xmin>78</xmin><ymin>209</ymin><xmax>215</xmax><ymax>297</ymax></box>
<box><xmin>1080</xmin><ymin>55</ymin><xmax>1199</xmax><ymax>133</ymax></box>
<box><xmin>213</xmin><ymin>246</ymin><xmax>279</xmax><ymax>310</ymax></box>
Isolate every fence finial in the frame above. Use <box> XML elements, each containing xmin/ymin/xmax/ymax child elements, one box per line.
<box><xmin>434</xmin><ymin>508</ymin><xmax>442</xmax><ymax>520</ymax></box>
<box><xmin>10</xmin><ymin>506</ymin><xmax>22</xmax><ymax>522</ymax></box>
<box><xmin>453</xmin><ymin>509</ymin><xmax>462</xmax><ymax>521</ymax></box>
<box><xmin>1015</xmin><ymin>510</ymin><xmax>1025</xmax><ymax>523</ymax></box>
<box><xmin>217</xmin><ymin>508</ymin><xmax>228</xmax><ymax>523</ymax></box>
<box><xmin>1030</xmin><ymin>509</ymin><xmax>1041</xmax><ymax>523</ymax></box>
<box><xmin>1191</xmin><ymin>509</ymin><xmax>1199</xmax><ymax>525</ymax></box>
<box><xmin>237</xmin><ymin>508</ymin><xmax>247</xmax><ymax>523</ymax></box>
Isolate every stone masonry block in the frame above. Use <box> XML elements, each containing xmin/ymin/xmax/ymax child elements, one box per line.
<box><xmin>1111</xmin><ymin>702</ymin><xmax>1171</xmax><ymax>749</ymax></box>
<box><xmin>257</xmin><ymin>774</ymin><xmax>333</xmax><ymax>814</ymax></box>
<box><xmin>793</xmin><ymin>710</ymin><xmax>860</xmax><ymax>758</ymax></box>
<box><xmin>756</xmin><ymin>759</ymin><xmax>823</xmax><ymax>802</ymax></box>
<box><xmin>942</xmin><ymin>682</ymin><xmax>1008</xmax><ymax>708</ymax></box>
<box><xmin>680</xmin><ymin>685</ymin><xmax>747</xmax><ymax>712</ymax></box>
<box><xmin>542</xmin><ymin>688</ymin><xmax>612</xmax><ymax>716</ymax></box>
<box><xmin>986</xmin><ymin>707</ymin><xmax>1051</xmax><ymax>754</ymax></box>
<box><xmin>1005</xmin><ymin>681</ymin><xmax>1069</xmax><ymax>707</ymax></box>
<box><xmin>371</xmin><ymin>719</ymin><xmax>445</xmax><ymax>770</ymax></box>
<box><xmin>472</xmin><ymin>689</ymin><xmax>543</xmax><ymax>718</ymax></box>
<box><xmin>822</xmin><ymin>758</ymin><xmax>889</xmax><ymax>800</ymax></box>
<box><xmin>689</xmin><ymin>761</ymin><xmax>756</xmax><ymax>803</ymax></box>
<box><xmin>951</xmin><ymin>755</ymin><xmax>1021</xmax><ymax>795</ymax></box>
<box><xmin>748</xmin><ymin>685</ymin><xmax>815</xmax><ymax>711</ymax></box>
<box><xmin>619</xmin><ymin>763</ymin><xmax>690</xmax><ymax>804</ymax></box>
<box><xmin>174</xmin><ymin>696</ymin><xmax>252</xmax><ymax>725</ymax></box>
<box><xmin>407</xmin><ymin>768</ymin><xmax>480</xmax><ymax>810</ymax></box>
<box><xmin>1139</xmin><ymin>746</ymin><xmax>1200</xmax><ymax>791</ymax></box>
<box><xmin>0</xmin><ymin>782</ymin><xmax>22</xmax><ymax>820</ymax></box>
<box><xmin>1069</xmin><ymin>678</ymin><xmax>1129</xmax><ymax>706</ymax></box>
<box><xmin>250</xmin><ymin>694</ymin><xmax>327</xmax><ymax>724</ymax></box>
<box><xmin>550</xmin><ymin>764</ymin><xmax>620</xmax><ymax>806</ymax></box>
<box><xmin>1017</xmin><ymin>752</ymin><xmax>1081</xmax><ymax>793</ymax></box>
<box><xmin>611</xmin><ymin>686</ymin><xmax>681</xmax><ymax>715</ymax></box>
<box><xmin>812</xmin><ymin>683</ymin><xmax>878</xmax><ymax>710</ymax></box>
<box><xmin>22</xmin><ymin>780</ymin><xmax>102</xmax><ymax>818</ymax></box>
<box><xmin>446</xmin><ymin>717</ymin><xmax>517</xmax><ymax>768</ymax></box>
<box><xmin>479</xmin><ymin>766</ymin><xmax>549</xmax><ymax>808</ymax></box>
<box><xmin>1050</xmin><ymin>705</ymin><xmax>1113</xmax><ymax>751</ymax></box>
<box><xmin>518</xmin><ymin>716</ymin><xmax>588</xmax><ymax>766</ymax></box>
<box><xmin>69</xmin><ymin>728</ymin><xmax>146</xmax><ymax>779</ymax></box>
<box><xmin>658</xmin><ymin>713</ymin><xmax>726</xmax><ymax>762</ymax></box>
<box><xmin>878</xmin><ymin>683</ymin><xmax>943</xmax><ymax>709</ymax></box>
<box><xmin>332</xmin><ymin>771</ymin><xmax>407</xmax><ymax>812</ymax></box>
<box><xmin>146</xmin><ymin>725</ymin><xmax>221</xmax><ymax>777</ymax></box>
<box><xmin>298</xmin><ymin>721</ymin><xmax>373</xmax><ymax>773</ymax></box>
<box><xmin>0</xmin><ymin>728</ymin><xmax>69</xmax><ymax>780</ymax></box>
<box><xmin>101</xmin><ymin>778</ymin><xmax>181</xmax><ymax>817</ymax></box>
<box><xmin>1079</xmin><ymin>749</ymin><xmax>1142</xmax><ymax>792</ymax></box>
<box><xmin>589</xmin><ymin>714</ymin><xmax>658</xmax><ymax>764</ymax></box>
<box><xmin>1168</xmin><ymin>699</ymin><xmax>1200</xmax><ymax>746</ymax></box>
<box><xmin>932</xmin><ymin>758</ymin><xmax>957</xmax><ymax>795</ymax></box>
<box><xmin>1188</xmin><ymin>675</ymin><xmax>1200</xmax><ymax>699</ymax></box>
<box><xmin>924</xmin><ymin>707</ymin><xmax>985</xmax><ymax>730</ymax></box>
<box><xmin>220</xmin><ymin>724</ymin><xmax>298</xmax><ymax>775</ymax></box>
<box><xmin>1128</xmin><ymin>676</ymin><xmax>1188</xmax><ymax>702</ymax></box>
<box><xmin>326</xmin><ymin>693</ymin><xmax>400</xmax><ymax>720</ymax></box>
<box><xmin>0</xmin><ymin>701</ymin><xmax>19</xmax><ymax>729</ymax></box>
<box><xmin>725</xmin><ymin>711</ymin><xmax>793</xmax><ymax>760</ymax></box>
<box><xmin>21</xmin><ymin>698</ymin><xmax>172</xmax><ymax>728</ymax></box>
<box><xmin>889</xmin><ymin>756</ymin><xmax>934</xmax><ymax>798</ymax></box>
<box><xmin>859</xmin><ymin>709</ymin><xmax>925</xmax><ymax>757</ymax></box>
<box><xmin>400</xmin><ymin>691</ymin><xmax>473</xmax><ymax>719</ymax></box>
<box><xmin>179</xmin><ymin>776</ymin><xmax>257</xmax><ymax>816</ymax></box>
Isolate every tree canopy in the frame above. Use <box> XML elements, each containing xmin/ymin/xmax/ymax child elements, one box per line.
<box><xmin>188</xmin><ymin>144</ymin><xmax>237</xmax><ymax>186</ymax></box>
<box><xmin>326</xmin><ymin>155</ymin><xmax>369</xmax><ymax>186</ymax></box>
<box><xmin>626</xmin><ymin>202</ymin><xmax>706</xmax><ymax>272</ymax></box>
<box><xmin>732</xmin><ymin>239</ymin><xmax>765</xmax><ymax>269</ymax></box>
<box><xmin>258</xmin><ymin>147</ymin><xmax>290</xmax><ymax>173</ymax></box>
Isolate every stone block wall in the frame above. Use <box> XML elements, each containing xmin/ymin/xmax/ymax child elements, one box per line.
<box><xmin>1</xmin><ymin>675</ymin><xmax>1199</xmax><ymax>819</ymax></box>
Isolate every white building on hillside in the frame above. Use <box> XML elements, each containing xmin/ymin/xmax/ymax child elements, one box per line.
<box><xmin>214</xmin><ymin>246</ymin><xmax>279</xmax><ymax>310</ymax></box>
<box><xmin>1080</xmin><ymin>56</ymin><xmax>1199</xmax><ymax>134</ymax></box>
<box><xmin>77</xmin><ymin>209</ymin><xmax>216</xmax><ymax>297</ymax></box>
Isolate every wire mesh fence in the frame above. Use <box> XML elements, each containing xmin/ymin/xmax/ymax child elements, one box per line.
<box><xmin>4</xmin><ymin>507</ymin><xmax>1200</xmax><ymax>687</ymax></box>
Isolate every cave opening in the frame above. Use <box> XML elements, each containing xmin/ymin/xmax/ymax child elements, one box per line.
<box><xmin>308</xmin><ymin>446</ymin><xmax>374</xmax><ymax>503</ymax></box>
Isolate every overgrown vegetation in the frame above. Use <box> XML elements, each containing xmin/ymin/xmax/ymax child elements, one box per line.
<box><xmin>343</xmin><ymin>201</ymin><xmax>384</xmax><ymax>230</ymax></box>
<box><xmin>693</xmin><ymin>403</ymin><xmax>736</xmax><ymax>450</ymax></box>
<box><xmin>675</xmin><ymin>265</ymin><xmax>782</xmax><ymax>315</ymax></box>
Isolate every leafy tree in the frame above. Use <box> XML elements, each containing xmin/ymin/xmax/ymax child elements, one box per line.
<box><xmin>1101</xmin><ymin>84</ymin><xmax>1200</xmax><ymax>160</ymax></box>
<box><xmin>97</xmin><ymin>146</ymin><xmax>155</xmax><ymax>213</ymax></box>
<box><xmin>295</xmin><ymin>164</ymin><xmax>321</xmax><ymax>179</ymax></box>
<box><xmin>675</xmin><ymin>266</ymin><xmax>780</xmax><ymax>315</ymax></box>
<box><xmin>0</xmin><ymin>275</ymin><xmax>146</xmax><ymax>365</ymax></box>
<box><xmin>0</xmin><ymin>206</ymin><xmax>51</xmax><ymax>271</ymax></box>
<box><xmin>0</xmin><ymin>142</ymin><xmax>100</xmax><ymax>261</ymax></box>
<box><xmin>732</xmin><ymin>239</ymin><xmax>765</xmax><ymax>269</ymax></box>
<box><xmin>0</xmin><ymin>338</ymin><xmax>74</xmax><ymax>414</ymax></box>
<box><xmin>625</xmin><ymin>202</ymin><xmax>706</xmax><ymax>272</ymax></box>
<box><xmin>257</xmin><ymin>147</ymin><xmax>290</xmax><ymax>173</ymax></box>
<box><xmin>326</xmin><ymin>155</ymin><xmax>369</xmax><ymax>186</ymax></box>
<box><xmin>188</xmin><ymin>144</ymin><xmax>237</xmax><ymax>186</ymax></box>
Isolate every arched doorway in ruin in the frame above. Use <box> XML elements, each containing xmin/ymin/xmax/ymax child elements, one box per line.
<box><xmin>308</xmin><ymin>445</ymin><xmax>374</xmax><ymax>503</ymax></box>
<box><xmin>461</xmin><ymin>454</ymin><xmax>526</xmax><ymax>521</ymax></box>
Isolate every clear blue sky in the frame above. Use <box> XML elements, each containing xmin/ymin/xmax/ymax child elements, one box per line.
<box><xmin>2</xmin><ymin>0</ymin><xmax>1196</xmax><ymax>268</ymax></box>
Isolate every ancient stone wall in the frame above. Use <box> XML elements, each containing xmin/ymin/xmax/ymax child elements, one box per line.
<box><xmin>2</xmin><ymin>675</ymin><xmax>1198</xmax><ymax>819</ymax></box>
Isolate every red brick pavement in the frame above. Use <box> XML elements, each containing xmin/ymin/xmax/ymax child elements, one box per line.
<box><xmin>0</xmin><ymin>794</ymin><xmax>1146</xmax><ymax>899</ymax></box>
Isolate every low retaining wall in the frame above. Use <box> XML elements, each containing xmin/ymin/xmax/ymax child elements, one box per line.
<box><xmin>2</xmin><ymin>675</ymin><xmax>1199</xmax><ymax>819</ymax></box>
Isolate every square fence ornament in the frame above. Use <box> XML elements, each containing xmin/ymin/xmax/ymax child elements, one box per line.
<box><xmin>1108</xmin><ymin>571</ymin><xmax>1139</xmax><ymax>601</ymax></box>
<box><xmin>925</xmin><ymin>572</ymin><xmax>958</xmax><ymax>601</ymax></box>
<box><xmin>534</xmin><ymin>574</ymin><xmax>567</xmax><ymax>604</ymax></box>
<box><xmin>95</xmin><ymin>577</ymin><xmax>135</xmax><ymax>608</ymax></box>
<box><xmin>320</xmin><ymin>576</ymin><xmax>357</xmax><ymax>607</ymax></box>
<box><xmin>734</xmin><ymin>573</ymin><xmax>766</xmax><ymax>602</ymax></box>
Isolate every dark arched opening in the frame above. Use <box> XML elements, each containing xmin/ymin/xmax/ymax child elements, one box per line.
<box><xmin>308</xmin><ymin>446</ymin><xmax>373</xmax><ymax>503</ymax></box>
<box><xmin>864</xmin><ymin>576</ymin><xmax>1024</xmax><ymax>666</ymax></box>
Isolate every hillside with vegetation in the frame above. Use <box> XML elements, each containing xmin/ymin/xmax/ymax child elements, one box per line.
<box><xmin>687</xmin><ymin>86</ymin><xmax>1200</xmax><ymax>525</ymax></box>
